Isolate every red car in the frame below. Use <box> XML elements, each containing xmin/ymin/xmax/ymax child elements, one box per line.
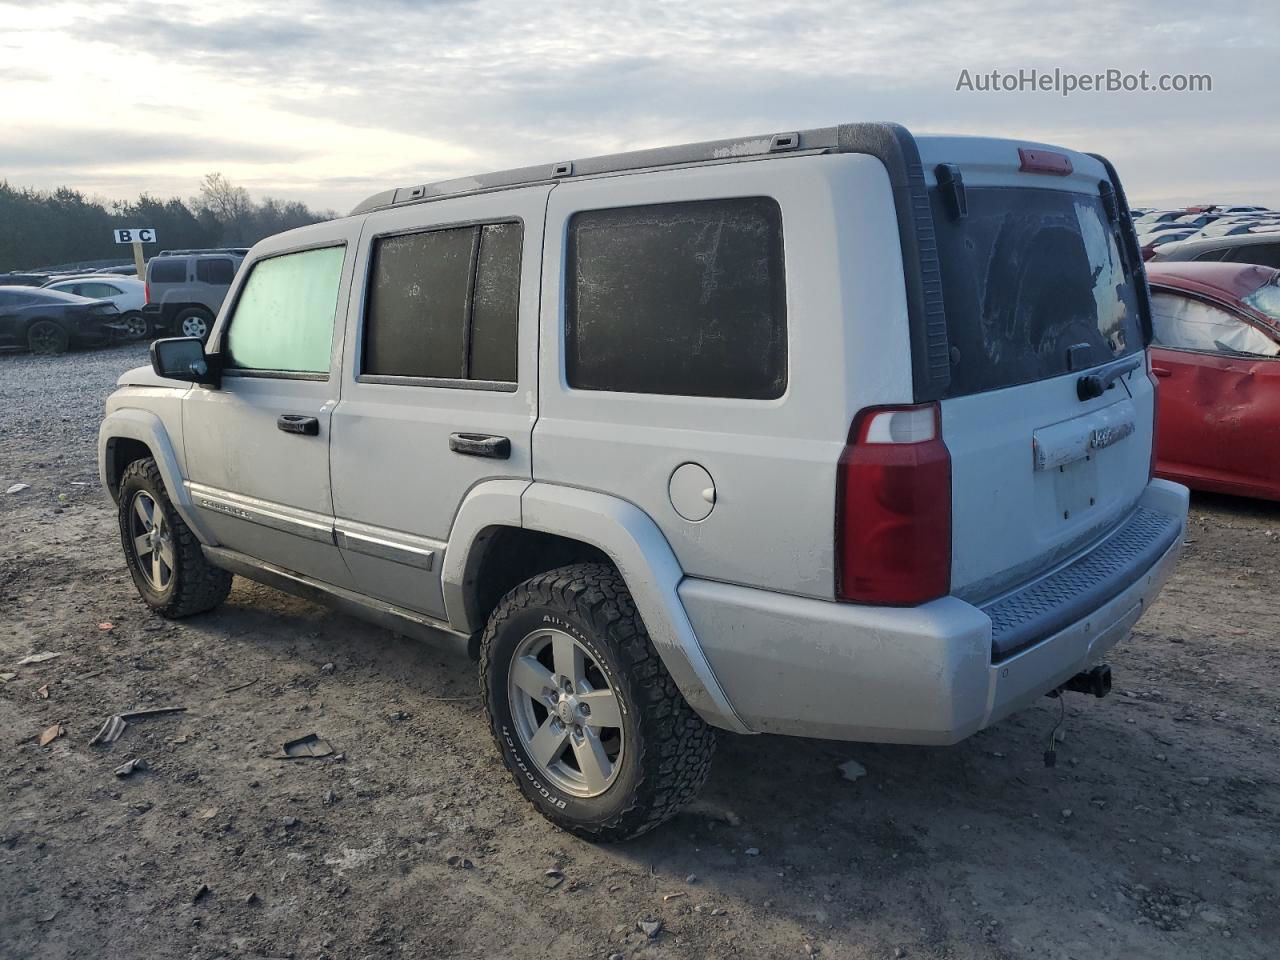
<box><xmin>1146</xmin><ymin>262</ymin><xmax>1280</xmax><ymax>500</ymax></box>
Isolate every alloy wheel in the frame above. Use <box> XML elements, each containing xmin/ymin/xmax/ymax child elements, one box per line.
<box><xmin>507</xmin><ymin>628</ymin><xmax>624</xmax><ymax>797</ymax></box>
<box><xmin>181</xmin><ymin>315</ymin><xmax>209</xmax><ymax>338</ymax></box>
<box><xmin>128</xmin><ymin>491</ymin><xmax>175</xmax><ymax>591</ymax></box>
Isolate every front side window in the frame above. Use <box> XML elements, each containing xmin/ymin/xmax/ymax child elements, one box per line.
<box><xmin>1151</xmin><ymin>292</ymin><xmax>1280</xmax><ymax>357</ymax></box>
<box><xmin>565</xmin><ymin>197</ymin><xmax>787</xmax><ymax>399</ymax></box>
<box><xmin>226</xmin><ymin>246</ymin><xmax>345</xmax><ymax>374</ymax></box>
<box><xmin>362</xmin><ymin>221</ymin><xmax>523</xmax><ymax>383</ymax></box>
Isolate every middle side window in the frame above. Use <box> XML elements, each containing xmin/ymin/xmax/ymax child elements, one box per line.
<box><xmin>362</xmin><ymin>221</ymin><xmax>523</xmax><ymax>383</ymax></box>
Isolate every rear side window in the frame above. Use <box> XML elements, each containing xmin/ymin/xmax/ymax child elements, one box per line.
<box><xmin>149</xmin><ymin>259</ymin><xmax>186</xmax><ymax>283</ymax></box>
<box><xmin>565</xmin><ymin>197</ymin><xmax>787</xmax><ymax>399</ymax></box>
<box><xmin>196</xmin><ymin>258</ymin><xmax>236</xmax><ymax>285</ymax></box>
<box><xmin>931</xmin><ymin>187</ymin><xmax>1145</xmax><ymax>396</ymax></box>
<box><xmin>362</xmin><ymin>221</ymin><xmax>523</xmax><ymax>383</ymax></box>
<box><xmin>226</xmin><ymin>246</ymin><xmax>345</xmax><ymax>374</ymax></box>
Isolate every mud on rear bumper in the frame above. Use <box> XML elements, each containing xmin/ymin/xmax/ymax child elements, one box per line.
<box><xmin>679</xmin><ymin>478</ymin><xmax>1188</xmax><ymax>743</ymax></box>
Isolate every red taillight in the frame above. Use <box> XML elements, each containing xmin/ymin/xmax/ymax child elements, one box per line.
<box><xmin>1018</xmin><ymin>147</ymin><xmax>1073</xmax><ymax>176</ymax></box>
<box><xmin>835</xmin><ymin>403</ymin><xmax>952</xmax><ymax>606</ymax></box>
<box><xmin>144</xmin><ymin>280</ymin><xmax>151</xmax><ymax>304</ymax></box>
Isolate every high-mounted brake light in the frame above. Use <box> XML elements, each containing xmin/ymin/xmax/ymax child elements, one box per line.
<box><xmin>1018</xmin><ymin>148</ymin><xmax>1073</xmax><ymax>176</ymax></box>
<box><xmin>835</xmin><ymin>403</ymin><xmax>952</xmax><ymax>606</ymax></box>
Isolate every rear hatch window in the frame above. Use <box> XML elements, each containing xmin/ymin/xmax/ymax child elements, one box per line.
<box><xmin>932</xmin><ymin>187</ymin><xmax>1145</xmax><ymax>397</ymax></box>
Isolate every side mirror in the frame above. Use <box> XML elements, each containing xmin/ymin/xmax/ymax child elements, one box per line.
<box><xmin>150</xmin><ymin>337</ymin><xmax>219</xmax><ymax>386</ymax></box>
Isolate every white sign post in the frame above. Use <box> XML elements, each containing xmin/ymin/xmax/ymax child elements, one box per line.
<box><xmin>113</xmin><ymin>228</ymin><xmax>158</xmax><ymax>281</ymax></box>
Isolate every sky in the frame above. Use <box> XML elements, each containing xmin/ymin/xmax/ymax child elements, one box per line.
<box><xmin>2</xmin><ymin>0</ymin><xmax>1277</xmax><ymax>214</ymax></box>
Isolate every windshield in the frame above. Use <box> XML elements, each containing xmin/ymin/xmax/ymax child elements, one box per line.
<box><xmin>932</xmin><ymin>186</ymin><xmax>1145</xmax><ymax>397</ymax></box>
<box><xmin>1243</xmin><ymin>280</ymin><xmax>1280</xmax><ymax>323</ymax></box>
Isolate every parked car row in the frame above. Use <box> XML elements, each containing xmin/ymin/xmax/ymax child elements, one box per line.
<box><xmin>0</xmin><ymin>248</ymin><xmax>245</xmax><ymax>354</ymax></box>
<box><xmin>1134</xmin><ymin>204</ymin><xmax>1280</xmax><ymax>266</ymax></box>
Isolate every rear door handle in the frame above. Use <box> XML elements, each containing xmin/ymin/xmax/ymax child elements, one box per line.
<box><xmin>277</xmin><ymin>414</ymin><xmax>319</xmax><ymax>436</ymax></box>
<box><xmin>1151</xmin><ymin>366</ymin><xmax>1172</xmax><ymax>378</ymax></box>
<box><xmin>449</xmin><ymin>432</ymin><xmax>510</xmax><ymax>459</ymax></box>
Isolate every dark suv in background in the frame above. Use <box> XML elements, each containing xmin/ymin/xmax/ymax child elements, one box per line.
<box><xmin>142</xmin><ymin>249</ymin><xmax>246</xmax><ymax>340</ymax></box>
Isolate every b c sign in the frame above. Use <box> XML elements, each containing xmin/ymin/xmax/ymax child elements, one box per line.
<box><xmin>114</xmin><ymin>228</ymin><xmax>157</xmax><ymax>244</ymax></box>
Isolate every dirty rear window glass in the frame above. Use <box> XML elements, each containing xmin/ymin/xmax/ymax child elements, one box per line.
<box><xmin>931</xmin><ymin>187</ymin><xmax>1145</xmax><ymax>397</ymax></box>
<box><xmin>363</xmin><ymin>221</ymin><xmax>522</xmax><ymax>383</ymax></box>
<box><xmin>566</xmin><ymin>197</ymin><xmax>787</xmax><ymax>399</ymax></box>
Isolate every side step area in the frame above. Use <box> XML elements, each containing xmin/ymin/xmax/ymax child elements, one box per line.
<box><xmin>202</xmin><ymin>545</ymin><xmax>472</xmax><ymax>657</ymax></box>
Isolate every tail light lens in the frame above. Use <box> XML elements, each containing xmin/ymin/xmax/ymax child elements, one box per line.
<box><xmin>836</xmin><ymin>403</ymin><xmax>951</xmax><ymax>606</ymax></box>
<box><xmin>144</xmin><ymin>280</ymin><xmax>151</xmax><ymax>304</ymax></box>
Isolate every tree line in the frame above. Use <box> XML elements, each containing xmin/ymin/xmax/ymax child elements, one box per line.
<box><xmin>0</xmin><ymin>173</ymin><xmax>338</xmax><ymax>273</ymax></box>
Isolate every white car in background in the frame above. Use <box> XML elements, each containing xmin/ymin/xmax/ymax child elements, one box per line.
<box><xmin>41</xmin><ymin>276</ymin><xmax>148</xmax><ymax>339</ymax></box>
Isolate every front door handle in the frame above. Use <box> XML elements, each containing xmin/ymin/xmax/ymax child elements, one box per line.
<box><xmin>449</xmin><ymin>432</ymin><xmax>510</xmax><ymax>459</ymax></box>
<box><xmin>1151</xmin><ymin>366</ymin><xmax>1172</xmax><ymax>378</ymax></box>
<box><xmin>277</xmin><ymin>414</ymin><xmax>319</xmax><ymax>436</ymax></box>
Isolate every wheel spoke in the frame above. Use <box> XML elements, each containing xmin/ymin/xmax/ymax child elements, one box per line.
<box><xmin>511</xmin><ymin>654</ymin><xmax>554</xmax><ymax>701</ymax></box>
<box><xmin>158</xmin><ymin>539</ymin><xmax>176</xmax><ymax>572</ymax></box>
<box><xmin>133</xmin><ymin>533</ymin><xmax>153</xmax><ymax>558</ymax></box>
<box><xmin>552</xmin><ymin>633</ymin><xmax>585</xmax><ymax>687</ymax></box>
<box><xmin>134</xmin><ymin>496</ymin><xmax>153</xmax><ymax>528</ymax></box>
<box><xmin>151</xmin><ymin>549</ymin><xmax>164</xmax><ymax>586</ymax></box>
<box><xmin>571</xmin><ymin>727</ymin><xmax>613</xmax><ymax>793</ymax></box>
<box><xmin>527</xmin><ymin>717</ymin><xmax>569</xmax><ymax>768</ymax></box>
<box><xmin>578</xmin><ymin>688</ymin><xmax>622</xmax><ymax>728</ymax></box>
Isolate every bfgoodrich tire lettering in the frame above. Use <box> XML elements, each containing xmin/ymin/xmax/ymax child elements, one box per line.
<box><xmin>480</xmin><ymin>563</ymin><xmax>716</xmax><ymax>841</ymax></box>
<box><xmin>118</xmin><ymin>458</ymin><xmax>232</xmax><ymax>618</ymax></box>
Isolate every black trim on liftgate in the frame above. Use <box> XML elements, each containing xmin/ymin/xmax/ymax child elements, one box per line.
<box><xmin>350</xmin><ymin>122</ymin><xmax>954</xmax><ymax>403</ymax></box>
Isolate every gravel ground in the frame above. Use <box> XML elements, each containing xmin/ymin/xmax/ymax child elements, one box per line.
<box><xmin>1</xmin><ymin>343</ymin><xmax>1278</xmax><ymax>960</ymax></box>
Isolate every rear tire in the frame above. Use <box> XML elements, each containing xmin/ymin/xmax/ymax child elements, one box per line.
<box><xmin>175</xmin><ymin>308</ymin><xmax>213</xmax><ymax>342</ymax></box>
<box><xmin>122</xmin><ymin>311</ymin><xmax>151</xmax><ymax>340</ymax></box>
<box><xmin>27</xmin><ymin>319</ymin><xmax>70</xmax><ymax>355</ymax></box>
<box><xmin>118</xmin><ymin>458</ymin><xmax>232</xmax><ymax>618</ymax></box>
<box><xmin>480</xmin><ymin>563</ymin><xmax>716</xmax><ymax>841</ymax></box>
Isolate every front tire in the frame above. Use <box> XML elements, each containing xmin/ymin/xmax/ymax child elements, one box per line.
<box><xmin>480</xmin><ymin>563</ymin><xmax>716</xmax><ymax>841</ymax></box>
<box><xmin>118</xmin><ymin>458</ymin><xmax>232</xmax><ymax>618</ymax></box>
<box><xmin>122</xmin><ymin>311</ymin><xmax>151</xmax><ymax>340</ymax></box>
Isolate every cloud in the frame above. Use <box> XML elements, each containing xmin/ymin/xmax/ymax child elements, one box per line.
<box><xmin>4</xmin><ymin>0</ymin><xmax>1279</xmax><ymax>209</ymax></box>
<box><xmin>0</xmin><ymin>128</ymin><xmax>309</xmax><ymax>169</ymax></box>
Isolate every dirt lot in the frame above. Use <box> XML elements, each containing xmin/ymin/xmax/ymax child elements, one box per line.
<box><xmin>2</xmin><ymin>343</ymin><xmax>1277</xmax><ymax>960</ymax></box>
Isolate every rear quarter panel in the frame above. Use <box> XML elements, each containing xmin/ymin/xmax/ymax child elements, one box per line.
<box><xmin>535</xmin><ymin>153</ymin><xmax>913</xmax><ymax>599</ymax></box>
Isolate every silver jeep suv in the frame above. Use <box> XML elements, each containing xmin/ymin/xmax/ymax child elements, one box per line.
<box><xmin>99</xmin><ymin>122</ymin><xmax>1188</xmax><ymax>840</ymax></box>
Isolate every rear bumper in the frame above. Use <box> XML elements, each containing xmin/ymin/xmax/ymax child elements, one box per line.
<box><xmin>680</xmin><ymin>478</ymin><xmax>1188</xmax><ymax>744</ymax></box>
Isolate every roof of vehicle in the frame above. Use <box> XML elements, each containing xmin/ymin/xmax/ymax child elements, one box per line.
<box><xmin>43</xmin><ymin>274</ymin><xmax>142</xmax><ymax>287</ymax></box>
<box><xmin>1153</xmin><ymin>229</ymin><xmax>1280</xmax><ymax>259</ymax></box>
<box><xmin>1145</xmin><ymin>261</ymin><xmax>1279</xmax><ymax>320</ymax></box>
<box><xmin>0</xmin><ymin>284</ymin><xmax>101</xmax><ymax>304</ymax></box>
<box><xmin>349</xmin><ymin>121</ymin><xmax>1111</xmax><ymax>217</ymax></box>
